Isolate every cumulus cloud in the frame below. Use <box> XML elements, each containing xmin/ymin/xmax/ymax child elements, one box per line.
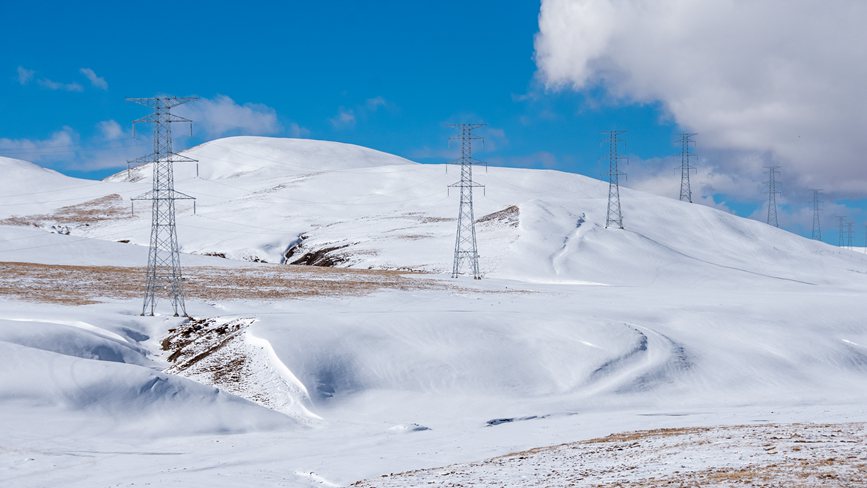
<box><xmin>176</xmin><ymin>95</ymin><xmax>283</xmax><ymax>138</ymax></box>
<box><xmin>0</xmin><ymin>127</ymin><xmax>79</xmax><ymax>164</ymax></box>
<box><xmin>535</xmin><ymin>0</ymin><xmax>867</xmax><ymax>197</ymax></box>
<box><xmin>79</xmin><ymin>68</ymin><xmax>108</xmax><ymax>90</ymax></box>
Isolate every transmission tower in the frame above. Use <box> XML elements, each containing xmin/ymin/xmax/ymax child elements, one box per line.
<box><xmin>678</xmin><ymin>133</ymin><xmax>697</xmax><ymax>203</ymax></box>
<box><xmin>847</xmin><ymin>222</ymin><xmax>855</xmax><ymax>248</ymax></box>
<box><xmin>810</xmin><ymin>189</ymin><xmax>822</xmax><ymax>240</ymax></box>
<box><xmin>128</xmin><ymin>96</ymin><xmax>198</xmax><ymax>317</ymax></box>
<box><xmin>836</xmin><ymin>216</ymin><xmax>847</xmax><ymax>247</ymax></box>
<box><xmin>448</xmin><ymin>123</ymin><xmax>485</xmax><ymax>279</ymax></box>
<box><xmin>765</xmin><ymin>166</ymin><xmax>781</xmax><ymax>227</ymax></box>
<box><xmin>605</xmin><ymin>130</ymin><xmax>627</xmax><ymax>229</ymax></box>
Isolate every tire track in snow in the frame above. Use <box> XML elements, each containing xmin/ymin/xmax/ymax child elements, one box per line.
<box><xmin>584</xmin><ymin>323</ymin><xmax>692</xmax><ymax>395</ymax></box>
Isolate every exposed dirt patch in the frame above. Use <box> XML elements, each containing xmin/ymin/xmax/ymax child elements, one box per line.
<box><xmin>476</xmin><ymin>204</ymin><xmax>519</xmax><ymax>227</ymax></box>
<box><xmin>161</xmin><ymin>316</ymin><xmax>318</xmax><ymax>419</ymax></box>
<box><xmin>420</xmin><ymin>216</ymin><xmax>455</xmax><ymax>224</ymax></box>
<box><xmin>0</xmin><ymin>194</ymin><xmax>131</xmax><ymax>228</ymax></box>
<box><xmin>288</xmin><ymin>244</ymin><xmax>351</xmax><ymax>267</ymax></box>
<box><xmin>0</xmin><ymin>261</ymin><xmax>440</xmax><ymax>305</ymax></box>
<box><xmin>352</xmin><ymin>422</ymin><xmax>867</xmax><ymax>487</ymax></box>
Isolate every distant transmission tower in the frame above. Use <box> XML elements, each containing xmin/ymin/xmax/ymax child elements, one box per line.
<box><xmin>128</xmin><ymin>96</ymin><xmax>198</xmax><ymax>316</ymax></box>
<box><xmin>448</xmin><ymin>123</ymin><xmax>485</xmax><ymax>279</ymax></box>
<box><xmin>765</xmin><ymin>166</ymin><xmax>781</xmax><ymax>227</ymax></box>
<box><xmin>847</xmin><ymin>222</ymin><xmax>855</xmax><ymax>249</ymax></box>
<box><xmin>678</xmin><ymin>133</ymin><xmax>697</xmax><ymax>203</ymax></box>
<box><xmin>810</xmin><ymin>189</ymin><xmax>822</xmax><ymax>240</ymax></box>
<box><xmin>605</xmin><ymin>130</ymin><xmax>627</xmax><ymax>229</ymax></box>
<box><xmin>836</xmin><ymin>216</ymin><xmax>847</xmax><ymax>247</ymax></box>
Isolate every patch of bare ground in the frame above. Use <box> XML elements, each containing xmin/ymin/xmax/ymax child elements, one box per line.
<box><xmin>0</xmin><ymin>194</ymin><xmax>131</xmax><ymax>227</ymax></box>
<box><xmin>476</xmin><ymin>204</ymin><xmax>519</xmax><ymax>227</ymax></box>
<box><xmin>352</xmin><ymin>423</ymin><xmax>867</xmax><ymax>487</ymax></box>
<box><xmin>161</xmin><ymin>316</ymin><xmax>318</xmax><ymax>418</ymax></box>
<box><xmin>0</xmin><ymin>261</ymin><xmax>441</xmax><ymax>305</ymax></box>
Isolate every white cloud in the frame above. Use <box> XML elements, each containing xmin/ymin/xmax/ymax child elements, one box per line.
<box><xmin>97</xmin><ymin>120</ymin><xmax>124</xmax><ymax>140</ymax></box>
<box><xmin>176</xmin><ymin>95</ymin><xmax>282</xmax><ymax>138</ymax></box>
<box><xmin>17</xmin><ymin>66</ymin><xmax>35</xmax><ymax>85</ymax></box>
<box><xmin>365</xmin><ymin>96</ymin><xmax>387</xmax><ymax>111</ymax></box>
<box><xmin>535</xmin><ymin>0</ymin><xmax>867</xmax><ymax>197</ymax></box>
<box><xmin>329</xmin><ymin>108</ymin><xmax>357</xmax><ymax>129</ymax></box>
<box><xmin>37</xmin><ymin>78</ymin><xmax>84</xmax><ymax>92</ymax></box>
<box><xmin>79</xmin><ymin>68</ymin><xmax>108</xmax><ymax>90</ymax></box>
<box><xmin>329</xmin><ymin>96</ymin><xmax>394</xmax><ymax>130</ymax></box>
<box><xmin>0</xmin><ymin>127</ymin><xmax>79</xmax><ymax>164</ymax></box>
<box><xmin>287</xmin><ymin>122</ymin><xmax>311</xmax><ymax>138</ymax></box>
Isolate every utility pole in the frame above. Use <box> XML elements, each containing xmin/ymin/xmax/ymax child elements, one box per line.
<box><xmin>448</xmin><ymin>123</ymin><xmax>485</xmax><ymax>279</ymax></box>
<box><xmin>679</xmin><ymin>133</ymin><xmax>697</xmax><ymax>203</ymax></box>
<box><xmin>810</xmin><ymin>189</ymin><xmax>822</xmax><ymax>241</ymax></box>
<box><xmin>605</xmin><ymin>130</ymin><xmax>627</xmax><ymax>229</ymax></box>
<box><xmin>128</xmin><ymin>96</ymin><xmax>198</xmax><ymax>317</ymax></box>
<box><xmin>765</xmin><ymin>166</ymin><xmax>780</xmax><ymax>227</ymax></box>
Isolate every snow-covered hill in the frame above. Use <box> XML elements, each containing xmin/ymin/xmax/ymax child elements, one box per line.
<box><xmin>3</xmin><ymin>136</ymin><xmax>864</xmax><ymax>288</ymax></box>
<box><xmin>1</xmin><ymin>137</ymin><xmax>866</xmax><ymax>487</ymax></box>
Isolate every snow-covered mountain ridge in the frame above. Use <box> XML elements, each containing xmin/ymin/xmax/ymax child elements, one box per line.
<box><xmin>2</xmin><ymin>136</ymin><xmax>864</xmax><ymax>288</ymax></box>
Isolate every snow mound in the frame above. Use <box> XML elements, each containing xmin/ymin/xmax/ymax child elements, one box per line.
<box><xmin>110</xmin><ymin>136</ymin><xmax>417</xmax><ymax>182</ymax></box>
<box><xmin>0</xmin><ymin>156</ymin><xmax>87</xmax><ymax>196</ymax></box>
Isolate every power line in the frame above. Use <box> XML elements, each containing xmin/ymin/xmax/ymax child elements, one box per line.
<box><xmin>448</xmin><ymin>123</ymin><xmax>485</xmax><ymax>279</ymax></box>
<box><xmin>128</xmin><ymin>96</ymin><xmax>198</xmax><ymax>317</ymax></box>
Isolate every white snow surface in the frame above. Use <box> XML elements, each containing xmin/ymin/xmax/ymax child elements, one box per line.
<box><xmin>0</xmin><ymin>136</ymin><xmax>866</xmax><ymax>486</ymax></box>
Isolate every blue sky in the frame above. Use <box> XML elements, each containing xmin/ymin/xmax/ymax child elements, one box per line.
<box><xmin>1</xmin><ymin>0</ymin><xmax>864</xmax><ymax>243</ymax></box>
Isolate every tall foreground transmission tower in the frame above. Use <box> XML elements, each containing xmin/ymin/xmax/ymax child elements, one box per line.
<box><xmin>128</xmin><ymin>96</ymin><xmax>198</xmax><ymax>316</ymax></box>
<box><xmin>765</xmin><ymin>166</ymin><xmax>781</xmax><ymax>227</ymax></box>
<box><xmin>678</xmin><ymin>133</ymin><xmax>697</xmax><ymax>203</ymax></box>
<box><xmin>448</xmin><ymin>123</ymin><xmax>485</xmax><ymax>279</ymax></box>
<box><xmin>605</xmin><ymin>130</ymin><xmax>627</xmax><ymax>229</ymax></box>
<box><xmin>811</xmin><ymin>189</ymin><xmax>822</xmax><ymax>240</ymax></box>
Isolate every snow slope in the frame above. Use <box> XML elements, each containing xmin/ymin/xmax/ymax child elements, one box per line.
<box><xmin>1</xmin><ymin>137</ymin><xmax>866</xmax><ymax>486</ymax></box>
<box><xmin>3</xmin><ymin>135</ymin><xmax>863</xmax><ymax>287</ymax></box>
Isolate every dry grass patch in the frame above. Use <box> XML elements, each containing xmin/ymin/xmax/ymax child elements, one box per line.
<box><xmin>0</xmin><ymin>194</ymin><xmax>130</xmax><ymax>227</ymax></box>
<box><xmin>0</xmin><ymin>261</ymin><xmax>440</xmax><ymax>305</ymax></box>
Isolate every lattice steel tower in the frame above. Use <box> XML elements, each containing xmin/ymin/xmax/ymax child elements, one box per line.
<box><xmin>679</xmin><ymin>133</ymin><xmax>697</xmax><ymax>203</ymax></box>
<box><xmin>448</xmin><ymin>123</ymin><xmax>485</xmax><ymax>279</ymax></box>
<box><xmin>765</xmin><ymin>166</ymin><xmax>781</xmax><ymax>227</ymax></box>
<box><xmin>605</xmin><ymin>130</ymin><xmax>627</xmax><ymax>229</ymax></box>
<box><xmin>810</xmin><ymin>189</ymin><xmax>822</xmax><ymax>240</ymax></box>
<box><xmin>847</xmin><ymin>222</ymin><xmax>855</xmax><ymax>248</ymax></box>
<box><xmin>128</xmin><ymin>96</ymin><xmax>198</xmax><ymax>316</ymax></box>
<box><xmin>836</xmin><ymin>216</ymin><xmax>847</xmax><ymax>247</ymax></box>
